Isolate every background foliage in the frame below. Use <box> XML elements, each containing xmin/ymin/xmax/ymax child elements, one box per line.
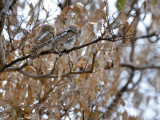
<box><xmin>0</xmin><ymin>0</ymin><xmax>160</xmax><ymax>119</ymax></box>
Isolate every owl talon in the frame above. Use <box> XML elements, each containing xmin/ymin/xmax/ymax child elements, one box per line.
<box><xmin>64</xmin><ymin>50</ymin><xmax>69</xmax><ymax>54</ymax></box>
<box><xmin>58</xmin><ymin>52</ymin><xmax>63</xmax><ymax>57</ymax></box>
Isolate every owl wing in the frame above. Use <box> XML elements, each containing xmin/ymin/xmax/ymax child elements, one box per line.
<box><xmin>51</xmin><ymin>30</ymin><xmax>76</xmax><ymax>53</ymax></box>
<box><xmin>54</xmin><ymin>30</ymin><xmax>75</xmax><ymax>45</ymax></box>
<box><xmin>32</xmin><ymin>32</ymin><xmax>53</xmax><ymax>52</ymax></box>
<box><xmin>30</xmin><ymin>31</ymin><xmax>54</xmax><ymax>59</ymax></box>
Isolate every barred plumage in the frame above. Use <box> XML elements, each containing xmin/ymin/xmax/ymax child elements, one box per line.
<box><xmin>30</xmin><ymin>24</ymin><xmax>56</xmax><ymax>59</ymax></box>
<box><xmin>30</xmin><ymin>24</ymin><xmax>80</xmax><ymax>59</ymax></box>
<box><xmin>51</xmin><ymin>25</ymin><xmax>81</xmax><ymax>54</ymax></box>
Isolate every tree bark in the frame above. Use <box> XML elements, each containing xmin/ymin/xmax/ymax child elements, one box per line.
<box><xmin>0</xmin><ymin>0</ymin><xmax>11</xmax><ymax>71</ymax></box>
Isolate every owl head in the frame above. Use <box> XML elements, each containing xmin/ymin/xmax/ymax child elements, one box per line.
<box><xmin>68</xmin><ymin>25</ymin><xmax>81</xmax><ymax>37</ymax></box>
<box><xmin>41</xmin><ymin>24</ymin><xmax>56</xmax><ymax>36</ymax></box>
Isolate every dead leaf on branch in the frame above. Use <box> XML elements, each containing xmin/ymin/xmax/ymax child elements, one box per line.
<box><xmin>79</xmin><ymin>101</ymin><xmax>90</xmax><ymax>118</ymax></box>
<box><xmin>27</xmin><ymin>85</ymin><xmax>34</xmax><ymax>105</ymax></box>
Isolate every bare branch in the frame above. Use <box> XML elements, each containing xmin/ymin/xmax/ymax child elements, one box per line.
<box><xmin>5</xmin><ymin>68</ymin><xmax>95</xmax><ymax>79</ymax></box>
<box><xmin>3</xmin><ymin>53</ymin><xmax>160</xmax><ymax>80</ymax></box>
<box><xmin>131</xmin><ymin>32</ymin><xmax>159</xmax><ymax>41</ymax></box>
<box><xmin>99</xmin><ymin>60</ymin><xmax>160</xmax><ymax>119</ymax></box>
<box><xmin>9</xmin><ymin>0</ymin><xmax>17</xmax><ymax>10</ymax></box>
<box><xmin>1</xmin><ymin>35</ymin><xmax>122</xmax><ymax>71</ymax></box>
<box><xmin>100</xmin><ymin>71</ymin><xmax>135</xmax><ymax>119</ymax></box>
<box><xmin>1</xmin><ymin>32</ymin><xmax>159</xmax><ymax>72</ymax></box>
<box><xmin>120</xmin><ymin>63</ymin><xmax>160</xmax><ymax>70</ymax></box>
<box><xmin>5</xmin><ymin>52</ymin><xmax>97</xmax><ymax>79</ymax></box>
<box><xmin>2</xmin><ymin>55</ymin><xmax>29</xmax><ymax>71</ymax></box>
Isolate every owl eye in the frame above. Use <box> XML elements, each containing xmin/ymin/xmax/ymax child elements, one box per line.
<box><xmin>43</xmin><ymin>27</ymin><xmax>47</xmax><ymax>31</ymax></box>
<box><xmin>50</xmin><ymin>28</ymin><xmax>54</xmax><ymax>32</ymax></box>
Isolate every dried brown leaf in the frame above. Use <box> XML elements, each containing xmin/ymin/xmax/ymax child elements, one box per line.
<box><xmin>120</xmin><ymin>98</ymin><xmax>125</xmax><ymax>106</ymax></box>
<box><xmin>7</xmin><ymin>55</ymin><xmax>14</xmax><ymax>63</ymax></box>
<box><xmin>28</xmin><ymin>85</ymin><xmax>34</xmax><ymax>104</ymax></box>
<box><xmin>121</xmin><ymin>13</ymin><xmax>127</xmax><ymax>24</ymax></box>
<box><xmin>1</xmin><ymin>72</ymin><xmax>7</xmax><ymax>79</ymax></box>
<box><xmin>97</xmin><ymin>9</ymin><xmax>108</xmax><ymax>19</ymax></box>
<box><xmin>26</xmin><ymin>3</ymin><xmax>34</xmax><ymax>27</ymax></box>
<box><xmin>72</xmin><ymin>6</ymin><xmax>81</xmax><ymax>13</ymax></box>
<box><xmin>79</xmin><ymin>101</ymin><xmax>90</xmax><ymax>117</ymax></box>
<box><xmin>122</xmin><ymin>112</ymin><xmax>128</xmax><ymax>120</ymax></box>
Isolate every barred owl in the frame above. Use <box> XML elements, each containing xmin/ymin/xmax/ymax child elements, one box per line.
<box><xmin>51</xmin><ymin>25</ymin><xmax>81</xmax><ymax>55</ymax></box>
<box><xmin>30</xmin><ymin>24</ymin><xmax>56</xmax><ymax>59</ymax></box>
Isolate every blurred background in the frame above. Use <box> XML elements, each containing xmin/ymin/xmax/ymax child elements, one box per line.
<box><xmin>0</xmin><ymin>0</ymin><xmax>160</xmax><ymax>119</ymax></box>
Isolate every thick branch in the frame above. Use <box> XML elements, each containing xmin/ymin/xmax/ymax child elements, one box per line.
<box><xmin>0</xmin><ymin>37</ymin><xmax>6</xmax><ymax>70</ymax></box>
<box><xmin>9</xmin><ymin>0</ymin><xmax>17</xmax><ymax>10</ymax></box>
<box><xmin>5</xmin><ymin>52</ymin><xmax>97</xmax><ymax>79</ymax></box>
<box><xmin>120</xmin><ymin>63</ymin><xmax>160</xmax><ymax>70</ymax></box>
<box><xmin>1</xmin><ymin>32</ymin><xmax>159</xmax><ymax>72</ymax></box>
<box><xmin>2</xmin><ymin>36</ymin><xmax>120</xmax><ymax>71</ymax></box>
<box><xmin>100</xmin><ymin>71</ymin><xmax>135</xmax><ymax>119</ymax></box>
<box><xmin>5</xmin><ymin>67</ymin><xmax>94</xmax><ymax>79</ymax></box>
<box><xmin>0</xmin><ymin>0</ymin><xmax>10</xmax><ymax>33</ymax></box>
<box><xmin>4</xmin><ymin>58</ymin><xmax>160</xmax><ymax>80</ymax></box>
<box><xmin>100</xmin><ymin>60</ymin><xmax>160</xmax><ymax>119</ymax></box>
<box><xmin>0</xmin><ymin>0</ymin><xmax>11</xmax><ymax>71</ymax></box>
<box><xmin>2</xmin><ymin>55</ymin><xmax>29</xmax><ymax>71</ymax></box>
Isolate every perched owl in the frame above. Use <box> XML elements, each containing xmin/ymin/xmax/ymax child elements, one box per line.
<box><xmin>30</xmin><ymin>24</ymin><xmax>56</xmax><ymax>59</ymax></box>
<box><xmin>51</xmin><ymin>25</ymin><xmax>81</xmax><ymax>55</ymax></box>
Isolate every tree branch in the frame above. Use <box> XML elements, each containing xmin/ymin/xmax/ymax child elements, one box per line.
<box><xmin>0</xmin><ymin>0</ymin><xmax>10</xmax><ymax>33</ymax></box>
<box><xmin>0</xmin><ymin>0</ymin><xmax>11</xmax><ymax>71</ymax></box>
<box><xmin>1</xmin><ymin>32</ymin><xmax>159</xmax><ymax>72</ymax></box>
<box><xmin>100</xmin><ymin>70</ymin><xmax>135</xmax><ymax>119</ymax></box>
<box><xmin>2</xmin><ymin>55</ymin><xmax>29</xmax><ymax>71</ymax></box>
<box><xmin>9</xmin><ymin>0</ymin><xmax>17</xmax><ymax>10</ymax></box>
<box><xmin>5</xmin><ymin>52</ymin><xmax>97</xmax><ymax>79</ymax></box>
<box><xmin>120</xmin><ymin>63</ymin><xmax>160</xmax><ymax>70</ymax></box>
<box><xmin>3</xmin><ymin>55</ymin><xmax>160</xmax><ymax>80</ymax></box>
<box><xmin>1</xmin><ymin>35</ymin><xmax>121</xmax><ymax>71</ymax></box>
<box><xmin>0</xmin><ymin>37</ymin><xmax>6</xmax><ymax>71</ymax></box>
<box><xmin>131</xmin><ymin>32</ymin><xmax>159</xmax><ymax>41</ymax></box>
<box><xmin>99</xmin><ymin>60</ymin><xmax>160</xmax><ymax>119</ymax></box>
<box><xmin>5</xmin><ymin>67</ymin><xmax>95</xmax><ymax>79</ymax></box>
